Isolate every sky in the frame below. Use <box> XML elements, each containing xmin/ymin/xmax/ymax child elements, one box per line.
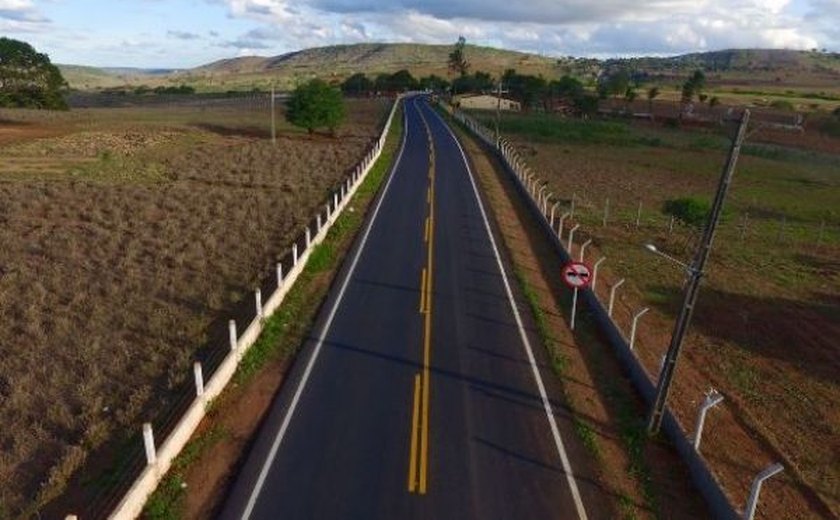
<box><xmin>1</xmin><ymin>0</ymin><xmax>839</xmax><ymax>68</ymax></box>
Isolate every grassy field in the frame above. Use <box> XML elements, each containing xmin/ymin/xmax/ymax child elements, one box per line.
<box><xmin>0</xmin><ymin>97</ymin><xmax>390</xmax><ymax>517</ymax></box>
<box><xmin>472</xmin><ymin>109</ymin><xmax>839</xmax><ymax>518</ymax></box>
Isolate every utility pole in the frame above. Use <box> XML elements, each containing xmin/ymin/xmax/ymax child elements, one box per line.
<box><xmin>647</xmin><ymin>109</ymin><xmax>751</xmax><ymax>434</ymax></box>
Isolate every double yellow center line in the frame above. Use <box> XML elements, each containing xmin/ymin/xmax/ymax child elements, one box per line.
<box><xmin>408</xmin><ymin>105</ymin><xmax>435</xmax><ymax>495</ymax></box>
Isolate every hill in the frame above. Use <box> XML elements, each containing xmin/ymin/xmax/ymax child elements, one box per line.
<box><xmin>177</xmin><ymin>43</ymin><xmax>564</xmax><ymax>91</ymax></box>
<box><xmin>59</xmin><ymin>45</ymin><xmax>840</xmax><ymax>95</ymax></box>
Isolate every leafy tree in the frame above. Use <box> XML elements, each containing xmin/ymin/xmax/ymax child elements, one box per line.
<box><xmin>550</xmin><ymin>76</ymin><xmax>585</xmax><ymax>100</ymax></box>
<box><xmin>503</xmin><ymin>70</ymin><xmax>546</xmax><ymax>111</ymax></box>
<box><xmin>664</xmin><ymin>197</ymin><xmax>711</xmax><ymax>228</ymax></box>
<box><xmin>419</xmin><ymin>74</ymin><xmax>449</xmax><ymax>91</ymax></box>
<box><xmin>451</xmin><ymin>71</ymin><xmax>494</xmax><ymax>94</ymax></box>
<box><xmin>624</xmin><ymin>86</ymin><xmax>638</xmax><ymax>109</ymax></box>
<box><xmin>285</xmin><ymin>78</ymin><xmax>345</xmax><ymax>135</ymax></box>
<box><xmin>573</xmin><ymin>95</ymin><xmax>600</xmax><ymax>117</ymax></box>
<box><xmin>0</xmin><ymin>37</ymin><xmax>68</xmax><ymax>110</ymax></box>
<box><xmin>600</xmin><ymin>69</ymin><xmax>631</xmax><ymax>99</ymax></box>
<box><xmin>341</xmin><ymin>73</ymin><xmax>373</xmax><ymax>95</ymax></box>
<box><xmin>374</xmin><ymin>73</ymin><xmax>393</xmax><ymax>93</ymax></box>
<box><xmin>448</xmin><ymin>36</ymin><xmax>470</xmax><ymax>78</ymax></box>
<box><xmin>647</xmin><ymin>86</ymin><xmax>660</xmax><ymax>115</ymax></box>
<box><xmin>388</xmin><ymin>69</ymin><xmax>419</xmax><ymax>92</ymax></box>
<box><xmin>681</xmin><ymin>69</ymin><xmax>706</xmax><ymax>104</ymax></box>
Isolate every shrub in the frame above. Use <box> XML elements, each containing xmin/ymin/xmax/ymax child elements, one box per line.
<box><xmin>286</xmin><ymin>79</ymin><xmax>346</xmax><ymax>135</ymax></box>
<box><xmin>663</xmin><ymin>197</ymin><xmax>710</xmax><ymax>227</ymax></box>
<box><xmin>770</xmin><ymin>99</ymin><xmax>795</xmax><ymax>111</ymax></box>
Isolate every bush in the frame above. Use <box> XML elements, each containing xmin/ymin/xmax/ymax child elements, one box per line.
<box><xmin>770</xmin><ymin>99</ymin><xmax>795</xmax><ymax>111</ymax></box>
<box><xmin>663</xmin><ymin>197</ymin><xmax>710</xmax><ymax>227</ymax></box>
<box><xmin>286</xmin><ymin>79</ymin><xmax>346</xmax><ymax>134</ymax></box>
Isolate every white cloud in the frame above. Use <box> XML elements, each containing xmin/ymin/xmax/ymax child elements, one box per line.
<box><xmin>209</xmin><ymin>0</ymin><xmax>837</xmax><ymax>57</ymax></box>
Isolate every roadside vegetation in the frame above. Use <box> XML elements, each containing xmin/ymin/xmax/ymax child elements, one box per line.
<box><xmin>470</xmin><ymin>106</ymin><xmax>839</xmax><ymax>518</ymax></box>
<box><xmin>0</xmin><ymin>95</ymin><xmax>390</xmax><ymax>517</ymax></box>
<box><xmin>143</xmin><ymin>104</ymin><xmax>404</xmax><ymax>519</ymax></box>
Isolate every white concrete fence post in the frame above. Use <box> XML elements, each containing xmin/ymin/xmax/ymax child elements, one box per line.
<box><xmin>550</xmin><ymin>201</ymin><xmax>561</xmax><ymax>228</ymax></box>
<box><xmin>276</xmin><ymin>262</ymin><xmax>284</xmax><ymax>287</ymax></box>
<box><xmin>592</xmin><ymin>257</ymin><xmax>606</xmax><ymax>292</ymax></box>
<box><xmin>306</xmin><ymin>227</ymin><xmax>312</xmax><ymax>249</ymax></box>
<box><xmin>317</xmin><ymin>213</ymin><xmax>323</xmax><ymax>232</ymax></box>
<box><xmin>292</xmin><ymin>243</ymin><xmax>299</xmax><ymax>266</ymax></box>
<box><xmin>558</xmin><ymin>212</ymin><xmax>571</xmax><ymax>238</ymax></box>
<box><xmin>608</xmin><ymin>279</ymin><xmax>625</xmax><ymax>318</ymax></box>
<box><xmin>568</xmin><ymin>224</ymin><xmax>581</xmax><ymax>255</ymax></box>
<box><xmin>228</xmin><ymin>320</ymin><xmax>237</xmax><ymax>351</ymax></box>
<box><xmin>629</xmin><ymin>307</ymin><xmax>649</xmax><ymax>350</ymax></box>
<box><xmin>193</xmin><ymin>362</ymin><xmax>205</xmax><ymax>398</ymax></box>
<box><xmin>333</xmin><ymin>193</ymin><xmax>339</xmax><ymax>212</ymax></box>
<box><xmin>693</xmin><ymin>389</ymin><xmax>724</xmax><ymax>452</ymax></box>
<box><xmin>142</xmin><ymin>423</ymin><xmax>156</xmax><ymax>466</ymax></box>
<box><xmin>743</xmin><ymin>463</ymin><xmax>784</xmax><ymax>520</ymax></box>
<box><xmin>255</xmin><ymin>289</ymin><xmax>263</xmax><ymax>319</ymax></box>
<box><xmin>579</xmin><ymin>239</ymin><xmax>592</xmax><ymax>263</ymax></box>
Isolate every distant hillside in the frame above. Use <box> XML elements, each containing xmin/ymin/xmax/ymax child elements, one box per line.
<box><xmin>59</xmin><ymin>65</ymin><xmax>179</xmax><ymax>90</ymax></box>
<box><xmin>60</xmin><ymin>46</ymin><xmax>840</xmax><ymax>93</ymax></box>
<box><xmin>178</xmin><ymin>43</ymin><xmax>566</xmax><ymax>91</ymax></box>
<box><xmin>610</xmin><ymin>49</ymin><xmax>839</xmax><ymax>72</ymax></box>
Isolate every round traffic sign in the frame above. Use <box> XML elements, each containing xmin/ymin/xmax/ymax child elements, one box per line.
<box><xmin>562</xmin><ymin>261</ymin><xmax>592</xmax><ymax>289</ymax></box>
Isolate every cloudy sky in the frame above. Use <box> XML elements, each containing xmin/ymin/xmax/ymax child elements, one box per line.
<box><xmin>1</xmin><ymin>0</ymin><xmax>838</xmax><ymax>67</ymax></box>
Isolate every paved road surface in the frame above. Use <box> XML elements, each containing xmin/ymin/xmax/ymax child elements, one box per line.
<box><xmin>220</xmin><ymin>96</ymin><xmax>602</xmax><ymax>520</ymax></box>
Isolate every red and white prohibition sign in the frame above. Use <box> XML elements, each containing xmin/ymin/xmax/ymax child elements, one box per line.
<box><xmin>562</xmin><ymin>261</ymin><xmax>593</xmax><ymax>290</ymax></box>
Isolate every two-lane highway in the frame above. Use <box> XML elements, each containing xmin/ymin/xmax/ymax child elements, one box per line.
<box><xmin>220</xmin><ymin>97</ymin><xmax>602</xmax><ymax>519</ymax></box>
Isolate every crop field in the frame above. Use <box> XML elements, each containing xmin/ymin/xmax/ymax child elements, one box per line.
<box><xmin>474</xmin><ymin>110</ymin><xmax>839</xmax><ymax>518</ymax></box>
<box><xmin>0</xmin><ymin>97</ymin><xmax>390</xmax><ymax>516</ymax></box>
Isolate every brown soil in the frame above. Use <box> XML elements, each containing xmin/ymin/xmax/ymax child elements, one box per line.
<box><xmin>505</xmin><ymin>131</ymin><xmax>839</xmax><ymax>518</ymax></box>
<box><xmin>455</xmin><ymin>125</ymin><xmax>710</xmax><ymax>518</ymax></box>
<box><xmin>0</xmin><ymin>99</ymin><xmax>390</xmax><ymax>517</ymax></box>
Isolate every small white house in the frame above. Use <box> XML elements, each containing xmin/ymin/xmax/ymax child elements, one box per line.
<box><xmin>456</xmin><ymin>94</ymin><xmax>521</xmax><ymax>111</ymax></box>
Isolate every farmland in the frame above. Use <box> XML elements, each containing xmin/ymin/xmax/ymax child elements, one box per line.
<box><xmin>0</xmin><ymin>96</ymin><xmax>390</xmax><ymax>516</ymax></box>
<box><xmin>473</xmin><ymin>109</ymin><xmax>840</xmax><ymax>518</ymax></box>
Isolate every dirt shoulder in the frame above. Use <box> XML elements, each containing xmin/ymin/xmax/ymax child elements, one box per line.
<box><xmin>450</xmin><ymin>119</ymin><xmax>710</xmax><ymax>519</ymax></box>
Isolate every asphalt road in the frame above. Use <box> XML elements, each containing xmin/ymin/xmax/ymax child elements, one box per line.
<box><xmin>219</xmin><ymin>96</ymin><xmax>602</xmax><ymax>520</ymax></box>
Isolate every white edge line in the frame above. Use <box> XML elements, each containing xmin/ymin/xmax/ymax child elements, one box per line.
<box><xmin>240</xmin><ymin>99</ymin><xmax>411</xmax><ymax>519</ymax></box>
<box><xmin>425</xmin><ymin>101</ymin><xmax>589</xmax><ymax>520</ymax></box>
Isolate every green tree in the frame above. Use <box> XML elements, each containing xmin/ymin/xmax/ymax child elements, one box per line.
<box><xmin>341</xmin><ymin>73</ymin><xmax>373</xmax><ymax>95</ymax></box>
<box><xmin>0</xmin><ymin>37</ymin><xmax>68</xmax><ymax>110</ymax></box>
<box><xmin>681</xmin><ymin>69</ymin><xmax>706</xmax><ymax>104</ymax></box>
<box><xmin>647</xmin><ymin>86</ymin><xmax>660</xmax><ymax>115</ymax></box>
<box><xmin>624</xmin><ymin>86</ymin><xmax>638</xmax><ymax>110</ymax></box>
<box><xmin>600</xmin><ymin>69</ymin><xmax>631</xmax><ymax>99</ymax></box>
<box><xmin>285</xmin><ymin>79</ymin><xmax>345</xmax><ymax>135</ymax></box>
<box><xmin>448</xmin><ymin>36</ymin><xmax>470</xmax><ymax>78</ymax></box>
<box><xmin>419</xmin><ymin>74</ymin><xmax>449</xmax><ymax>91</ymax></box>
<box><xmin>388</xmin><ymin>69</ymin><xmax>418</xmax><ymax>92</ymax></box>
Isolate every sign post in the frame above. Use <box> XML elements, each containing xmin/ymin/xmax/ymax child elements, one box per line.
<box><xmin>562</xmin><ymin>261</ymin><xmax>593</xmax><ymax>330</ymax></box>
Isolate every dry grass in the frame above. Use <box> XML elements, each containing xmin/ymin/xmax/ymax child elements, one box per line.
<box><xmin>0</xmin><ymin>97</ymin><xmax>389</xmax><ymax>517</ymax></box>
<box><xmin>476</xmin><ymin>110</ymin><xmax>840</xmax><ymax>518</ymax></box>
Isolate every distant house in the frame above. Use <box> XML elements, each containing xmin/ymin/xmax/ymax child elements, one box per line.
<box><xmin>456</xmin><ymin>94</ymin><xmax>521</xmax><ymax>111</ymax></box>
